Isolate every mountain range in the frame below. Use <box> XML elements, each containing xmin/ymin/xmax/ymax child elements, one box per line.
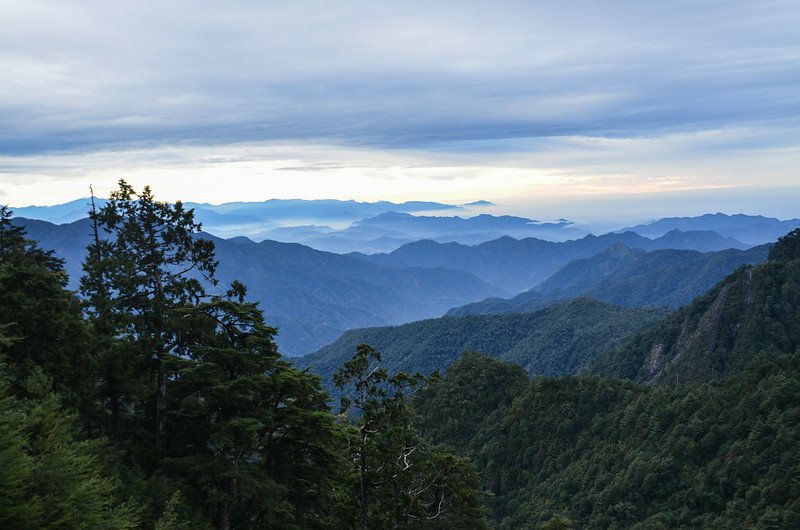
<box><xmin>10</xmin><ymin>197</ymin><xmax>463</xmax><ymax>226</ymax></box>
<box><xmin>620</xmin><ymin>212</ymin><xmax>800</xmax><ymax>245</ymax></box>
<box><xmin>20</xmin><ymin>201</ymin><xmax>796</xmax><ymax>256</ymax></box>
<box><xmin>13</xmin><ymin>198</ymin><xmax>588</xmax><ymax>253</ymax></box>
<box><xmin>448</xmin><ymin>243</ymin><xmax>769</xmax><ymax>316</ymax></box>
<box><xmin>352</xmin><ymin>229</ymin><xmax>750</xmax><ymax>293</ymax></box>
<box><xmin>257</xmin><ymin>211</ymin><xmax>587</xmax><ymax>253</ymax></box>
<box><xmin>410</xmin><ymin>229</ymin><xmax>800</xmax><ymax>528</ymax></box>
<box><xmin>14</xmin><ymin>217</ymin><xmax>502</xmax><ymax>356</ymax></box>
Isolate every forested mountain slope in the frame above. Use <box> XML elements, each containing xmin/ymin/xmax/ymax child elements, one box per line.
<box><xmin>414</xmin><ymin>353</ymin><xmax>800</xmax><ymax>529</ymax></box>
<box><xmin>590</xmin><ymin>229</ymin><xmax>800</xmax><ymax>383</ymax></box>
<box><xmin>14</xmin><ymin>217</ymin><xmax>502</xmax><ymax>356</ymax></box>
<box><xmin>352</xmin><ymin>230</ymin><xmax>748</xmax><ymax>293</ymax></box>
<box><xmin>448</xmin><ymin>243</ymin><xmax>769</xmax><ymax>316</ymax></box>
<box><xmin>296</xmin><ymin>298</ymin><xmax>667</xmax><ymax>396</ymax></box>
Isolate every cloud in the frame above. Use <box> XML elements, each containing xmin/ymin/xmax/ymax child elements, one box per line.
<box><xmin>0</xmin><ymin>1</ymin><xmax>798</xmax><ymax>155</ymax></box>
<box><xmin>1</xmin><ymin>0</ymin><xmax>799</xmax><ymax>226</ymax></box>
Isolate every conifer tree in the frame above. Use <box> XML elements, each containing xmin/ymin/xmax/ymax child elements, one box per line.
<box><xmin>166</xmin><ymin>281</ymin><xmax>342</xmax><ymax>529</ymax></box>
<box><xmin>81</xmin><ymin>180</ymin><xmax>217</xmax><ymax>455</ymax></box>
<box><xmin>334</xmin><ymin>344</ymin><xmax>487</xmax><ymax>529</ymax></box>
<box><xmin>0</xmin><ymin>206</ymin><xmax>90</xmax><ymax>408</ymax></box>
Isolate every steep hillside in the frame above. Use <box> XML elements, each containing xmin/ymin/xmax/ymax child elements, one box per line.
<box><xmin>415</xmin><ymin>353</ymin><xmax>800</xmax><ymax>528</ymax></box>
<box><xmin>353</xmin><ymin>230</ymin><xmax>749</xmax><ymax>293</ymax></box>
<box><xmin>590</xmin><ymin>229</ymin><xmax>800</xmax><ymax>383</ymax></box>
<box><xmin>295</xmin><ymin>298</ymin><xmax>667</xmax><ymax>395</ymax></box>
<box><xmin>448</xmin><ymin>244</ymin><xmax>769</xmax><ymax>316</ymax></box>
<box><xmin>14</xmin><ymin>217</ymin><xmax>502</xmax><ymax>356</ymax></box>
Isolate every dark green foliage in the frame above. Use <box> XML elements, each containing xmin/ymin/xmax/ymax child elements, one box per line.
<box><xmin>2</xmin><ymin>188</ymin><xmax>490</xmax><ymax>529</ymax></box>
<box><xmin>298</xmin><ymin>298</ymin><xmax>667</xmax><ymax>400</ymax></box>
<box><xmin>334</xmin><ymin>345</ymin><xmax>488</xmax><ymax>529</ymax></box>
<box><xmin>166</xmin><ymin>282</ymin><xmax>342</xmax><ymax>529</ymax></box>
<box><xmin>81</xmin><ymin>180</ymin><xmax>218</xmax><ymax>455</ymax></box>
<box><xmin>414</xmin><ymin>352</ymin><xmax>529</xmax><ymax>450</ymax></box>
<box><xmin>590</xmin><ymin>247</ymin><xmax>800</xmax><ymax>384</ymax></box>
<box><xmin>416</xmin><ymin>352</ymin><xmax>800</xmax><ymax>528</ymax></box>
<box><xmin>0</xmin><ymin>379</ymin><xmax>139</xmax><ymax>529</ymax></box>
<box><xmin>769</xmin><ymin>228</ymin><xmax>800</xmax><ymax>262</ymax></box>
<box><xmin>0</xmin><ymin>206</ymin><xmax>91</xmax><ymax>408</ymax></box>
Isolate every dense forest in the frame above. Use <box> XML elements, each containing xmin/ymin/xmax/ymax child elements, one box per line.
<box><xmin>414</xmin><ymin>229</ymin><xmax>800</xmax><ymax>528</ymax></box>
<box><xmin>415</xmin><ymin>352</ymin><xmax>800</xmax><ymax>528</ymax></box>
<box><xmin>297</xmin><ymin>298</ymin><xmax>667</xmax><ymax>401</ymax></box>
<box><xmin>0</xmin><ymin>182</ymin><xmax>486</xmax><ymax>529</ymax></box>
<box><xmin>3</xmin><ymin>180</ymin><xmax>800</xmax><ymax>528</ymax></box>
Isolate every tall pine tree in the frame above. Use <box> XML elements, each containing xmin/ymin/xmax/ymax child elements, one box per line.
<box><xmin>81</xmin><ymin>180</ymin><xmax>217</xmax><ymax>456</ymax></box>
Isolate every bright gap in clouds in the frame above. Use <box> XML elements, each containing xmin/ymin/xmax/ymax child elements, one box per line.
<box><xmin>3</xmin><ymin>125</ymin><xmax>800</xmax><ymax>229</ymax></box>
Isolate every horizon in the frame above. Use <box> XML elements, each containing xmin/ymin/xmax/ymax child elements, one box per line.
<box><xmin>2</xmin><ymin>1</ymin><xmax>799</xmax><ymax>221</ymax></box>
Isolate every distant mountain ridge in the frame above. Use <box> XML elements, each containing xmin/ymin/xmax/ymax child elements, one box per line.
<box><xmin>10</xmin><ymin>197</ymin><xmax>464</xmax><ymax>225</ymax></box>
<box><xmin>448</xmin><ymin>243</ymin><xmax>769</xmax><ymax>316</ymax></box>
<box><xmin>13</xmin><ymin>217</ymin><xmax>503</xmax><ymax>356</ymax></box>
<box><xmin>11</xmin><ymin>198</ymin><xmax>584</xmax><ymax>253</ymax></box>
<box><xmin>621</xmin><ymin>212</ymin><xmax>800</xmax><ymax>245</ymax></box>
<box><xmin>353</xmin><ymin>229</ymin><xmax>750</xmax><ymax>293</ymax></box>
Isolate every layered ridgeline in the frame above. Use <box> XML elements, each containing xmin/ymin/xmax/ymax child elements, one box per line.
<box><xmin>13</xmin><ymin>198</ymin><xmax>585</xmax><ymax>253</ymax></box>
<box><xmin>590</xmin><ymin>230</ymin><xmax>800</xmax><ymax>383</ymax></box>
<box><xmin>352</xmin><ymin>230</ymin><xmax>750</xmax><ymax>293</ymax></box>
<box><xmin>295</xmin><ymin>298</ymin><xmax>668</xmax><ymax>397</ymax></box>
<box><xmin>620</xmin><ymin>212</ymin><xmax>800</xmax><ymax>246</ymax></box>
<box><xmin>15</xmin><ymin>217</ymin><xmax>502</xmax><ymax>356</ymax></box>
<box><xmin>413</xmin><ymin>230</ymin><xmax>800</xmax><ymax>528</ymax></box>
<box><xmin>448</xmin><ymin>243</ymin><xmax>769</xmax><ymax>316</ymax></box>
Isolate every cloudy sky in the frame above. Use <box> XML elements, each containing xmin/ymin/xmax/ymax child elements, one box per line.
<box><xmin>1</xmin><ymin>0</ymin><xmax>799</xmax><ymax>224</ymax></box>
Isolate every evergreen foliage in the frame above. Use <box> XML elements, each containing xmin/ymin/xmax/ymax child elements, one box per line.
<box><xmin>1</xmin><ymin>186</ymin><xmax>487</xmax><ymax>528</ymax></box>
<box><xmin>590</xmin><ymin>247</ymin><xmax>800</xmax><ymax>383</ymax></box>
<box><xmin>416</xmin><ymin>352</ymin><xmax>800</xmax><ymax>528</ymax></box>
<box><xmin>298</xmin><ymin>298</ymin><xmax>666</xmax><ymax>400</ymax></box>
<box><xmin>5</xmin><ymin>189</ymin><xmax>800</xmax><ymax>529</ymax></box>
<box><xmin>81</xmin><ymin>180</ymin><xmax>218</xmax><ymax>455</ymax></box>
<box><xmin>333</xmin><ymin>345</ymin><xmax>488</xmax><ymax>529</ymax></box>
<box><xmin>769</xmin><ymin>228</ymin><xmax>800</xmax><ymax>262</ymax></box>
<box><xmin>166</xmin><ymin>281</ymin><xmax>342</xmax><ymax>528</ymax></box>
<box><xmin>0</xmin><ymin>205</ymin><xmax>91</xmax><ymax>409</ymax></box>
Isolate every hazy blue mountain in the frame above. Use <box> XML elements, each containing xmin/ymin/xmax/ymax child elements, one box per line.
<box><xmin>352</xmin><ymin>230</ymin><xmax>750</xmax><ymax>293</ymax></box>
<box><xmin>621</xmin><ymin>212</ymin><xmax>800</xmax><ymax>245</ymax></box>
<box><xmin>448</xmin><ymin>243</ymin><xmax>769</xmax><ymax>316</ymax></box>
<box><xmin>189</xmin><ymin>198</ymin><xmax>461</xmax><ymax>218</ymax></box>
<box><xmin>11</xmin><ymin>198</ymin><xmax>466</xmax><ymax>241</ymax></box>
<box><xmin>251</xmin><ymin>211</ymin><xmax>587</xmax><ymax>253</ymax></box>
<box><xmin>13</xmin><ymin>198</ymin><xmax>589</xmax><ymax>252</ymax></box>
<box><xmin>9</xmin><ymin>198</ymin><xmax>109</xmax><ymax>224</ymax></box>
<box><xmin>295</xmin><ymin>298</ymin><xmax>668</xmax><ymax>398</ymax></box>
<box><xmin>12</xmin><ymin>197</ymin><xmax>462</xmax><ymax>224</ymax></box>
<box><xmin>352</xmin><ymin>211</ymin><xmax>586</xmax><ymax>242</ymax></box>
<box><xmin>13</xmin><ymin>217</ymin><xmax>503</xmax><ymax>356</ymax></box>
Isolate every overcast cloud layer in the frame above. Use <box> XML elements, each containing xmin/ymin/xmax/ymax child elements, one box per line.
<box><xmin>1</xmin><ymin>0</ymin><xmax>799</xmax><ymax>222</ymax></box>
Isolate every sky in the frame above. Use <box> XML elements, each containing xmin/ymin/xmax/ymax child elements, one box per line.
<box><xmin>1</xmin><ymin>0</ymin><xmax>799</xmax><ymax>225</ymax></box>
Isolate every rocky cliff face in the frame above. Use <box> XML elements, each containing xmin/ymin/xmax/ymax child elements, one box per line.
<box><xmin>590</xmin><ymin>232</ymin><xmax>800</xmax><ymax>384</ymax></box>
